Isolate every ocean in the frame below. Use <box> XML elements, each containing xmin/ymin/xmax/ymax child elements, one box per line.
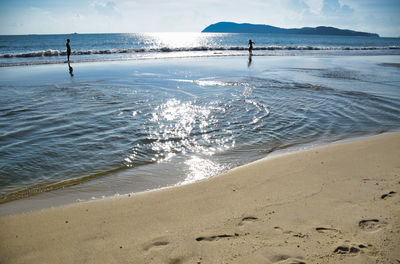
<box><xmin>1</xmin><ymin>32</ymin><xmax>400</xmax><ymax>66</ymax></box>
<box><xmin>1</xmin><ymin>33</ymin><xmax>400</xmax><ymax>212</ymax></box>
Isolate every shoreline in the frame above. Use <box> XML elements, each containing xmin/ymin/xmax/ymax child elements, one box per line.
<box><xmin>0</xmin><ymin>130</ymin><xmax>397</xmax><ymax>216</ymax></box>
<box><xmin>1</xmin><ymin>132</ymin><xmax>399</xmax><ymax>263</ymax></box>
<box><xmin>2</xmin><ymin>49</ymin><xmax>400</xmax><ymax>68</ymax></box>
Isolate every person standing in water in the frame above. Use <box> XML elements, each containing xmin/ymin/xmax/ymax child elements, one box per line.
<box><xmin>248</xmin><ymin>39</ymin><xmax>255</xmax><ymax>54</ymax></box>
<box><xmin>66</xmin><ymin>39</ymin><xmax>71</xmax><ymax>62</ymax></box>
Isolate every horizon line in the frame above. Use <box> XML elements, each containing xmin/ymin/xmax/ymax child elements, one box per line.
<box><xmin>1</xmin><ymin>32</ymin><xmax>399</xmax><ymax>38</ymax></box>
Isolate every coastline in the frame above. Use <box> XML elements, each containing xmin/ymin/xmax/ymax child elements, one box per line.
<box><xmin>0</xmin><ymin>131</ymin><xmax>397</xmax><ymax>216</ymax></box>
<box><xmin>1</xmin><ymin>132</ymin><xmax>399</xmax><ymax>263</ymax></box>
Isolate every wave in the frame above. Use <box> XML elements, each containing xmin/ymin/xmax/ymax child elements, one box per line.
<box><xmin>2</xmin><ymin>45</ymin><xmax>400</xmax><ymax>58</ymax></box>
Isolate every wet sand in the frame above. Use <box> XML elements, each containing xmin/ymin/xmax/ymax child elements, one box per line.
<box><xmin>1</xmin><ymin>133</ymin><xmax>399</xmax><ymax>263</ymax></box>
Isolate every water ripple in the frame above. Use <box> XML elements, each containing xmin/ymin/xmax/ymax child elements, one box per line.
<box><xmin>1</xmin><ymin>56</ymin><xmax>400</xmax><ymax>202</ymax></box>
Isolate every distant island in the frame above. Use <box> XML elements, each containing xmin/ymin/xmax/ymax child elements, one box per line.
<box><xmin>202</xmin><ymin>22</ymin><xmax>379</xmax><ymax>37</ymax></box>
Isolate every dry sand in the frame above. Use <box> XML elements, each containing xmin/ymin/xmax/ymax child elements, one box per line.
<box><xmin>1</xmin><ymin>133</ymin><xmax>399</xmax><ymax>264</ymax></box>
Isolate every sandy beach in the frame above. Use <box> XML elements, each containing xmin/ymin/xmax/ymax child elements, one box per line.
<box><xmin>0</xmin><ymin>132</ymin><xmax>399</xmax><ymax>263</ymax></box>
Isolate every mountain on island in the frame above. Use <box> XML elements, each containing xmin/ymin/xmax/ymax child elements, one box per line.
<box><xmin>202</xmin><ymin>22</ymin><xmax>379</xmax><ymax>37</ymax></box>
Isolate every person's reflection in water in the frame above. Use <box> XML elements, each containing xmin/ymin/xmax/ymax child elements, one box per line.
<box><xmin>68</xmin><ymin>64</ymin><xmax>74</xmax><ymax>77</ymax></box>
<box><xmin>248</xmin><ymin>54</ymin><xmax>253</xmax><ymax>68</ymax></box>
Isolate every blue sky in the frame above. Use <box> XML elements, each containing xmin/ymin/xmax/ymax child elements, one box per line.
<box><xmin>0</xmin><ymin>0</ymin><xmax>399</xmax><ymax>37</ymax></box>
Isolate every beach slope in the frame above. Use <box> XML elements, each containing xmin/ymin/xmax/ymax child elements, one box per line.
<box><xmin>1</xmin><ymin>133</ymin><xmax>399</xmax><ymax>263</ymax></box>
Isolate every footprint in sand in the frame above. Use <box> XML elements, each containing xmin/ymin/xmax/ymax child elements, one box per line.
<box><xmin>273</xmin><ymin>226</ymin><xmax>308</xmax><ymax>239</ymax></box>
<box><xmin>238</xmin><ymin>216</ymin><xmax>258</xmax><ymax>226</ymax></box>
<box><xmin>269</xmin><ymin>254</ymin><xmax>306</xmax><ymax>264</ymax></box>
<box><xmin>381</xmin><ymin>191</ymin><xmax>396</xmax><ymax>199</ymax></box>
<box><xmin>333</xmin><ymin>243</ymin><xmax>375</xmax><ymax>256</ymax></box>
<box><xmin>261</xmin><ymin>248</ymin><xmax>306</xmax><ymax>264</ymax></box>
<box><xmin>274</xmin><ymin>226</ymin><xmax>291</xmax><ymax>234</ymax></box>
<box><xmin>358</xmin><ymin>219</ymin><xmax>386</xmax><ymax>232</ymax></box>
<box><xmin>315</xmin><ymin>227</ymin><xmax>339</xmax><ymax>234</ymax></box>
<box><xmin>143</xmin><ymin>237</ymin><xmax>170</xmax><ymax>251</ymax></box>
<box><xmin>334</xmin><ymin>245</ymin><xmax>360</xmax><ymax>254</ymax></box>
<box><xmin>195</xmin><ymin>233</ymin><xmax>239</xmax><ymax>242</ymax></box>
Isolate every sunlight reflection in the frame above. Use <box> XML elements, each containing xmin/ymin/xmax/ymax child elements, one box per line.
<box><xmin>146</xmin><ymin>98</ymin><xmax>233</xmax><ymax>162</ymax></box>
<box><xmin>140</xmin><ymin>32</ymin><xmax>219</xmax><ymax>49</ymax></box>
<box><xmin>181</xmin><ymin>156</ymin><xmax>227</xmax><ymax>184</ymax></box>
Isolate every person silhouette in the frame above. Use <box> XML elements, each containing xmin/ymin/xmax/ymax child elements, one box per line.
<box><xmin>248</xmin><ymin>39</ymin><xmax>255</xmax><ymax>54</ymax></box>
<box><xmin>66</xmin><ymin>39</ymin><xmax>71</xmax><ymax>62</ymax></box>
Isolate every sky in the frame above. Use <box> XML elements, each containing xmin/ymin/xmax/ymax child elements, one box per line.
<box><xmin>0</xmin><ymin>0</ymin><xmax>399</xmax><ymax>37</ymax></box>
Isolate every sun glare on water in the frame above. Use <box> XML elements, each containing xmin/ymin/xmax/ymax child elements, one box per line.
<box><xmin>139</xmin><ymin>32</ymin><xmax>219</xmax><ymax>49</ymax></box>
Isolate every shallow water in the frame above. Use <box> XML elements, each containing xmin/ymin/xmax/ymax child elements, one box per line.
<box><xmin>0</xmin><ymin>55</ymin><xmax>400</xmax><ymax>211</ymax></box>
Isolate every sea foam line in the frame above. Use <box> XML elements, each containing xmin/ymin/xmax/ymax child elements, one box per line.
<box><xmin>1</xmin><ymin>45</ymin><xmax>400</xmax><ymax>58</ymax></box>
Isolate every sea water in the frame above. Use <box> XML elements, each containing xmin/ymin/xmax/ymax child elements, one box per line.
<box><xmin>1</xmin><ymin>33</ymin><xmax>400</xmax><ymax>212</ymax></box>
<box><xmin>1</xmin><ymin>32</ymin><xmax>400</xmax><ymax>66</ymax></box>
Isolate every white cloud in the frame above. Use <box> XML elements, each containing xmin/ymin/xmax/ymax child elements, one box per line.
<box><xmin>304</xmin><ymin>0</ymin><xmax>323</xmax><ymax>13</ymax></box>
<box><xmin>322</xmin><ymin>0</ymin><xmax>354</xmax><ymax>16</ymax></box>
<box><xmin>91</xmin><ymin>1</ymin><xmax>118</xmax><ymax>16</ymax></box>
